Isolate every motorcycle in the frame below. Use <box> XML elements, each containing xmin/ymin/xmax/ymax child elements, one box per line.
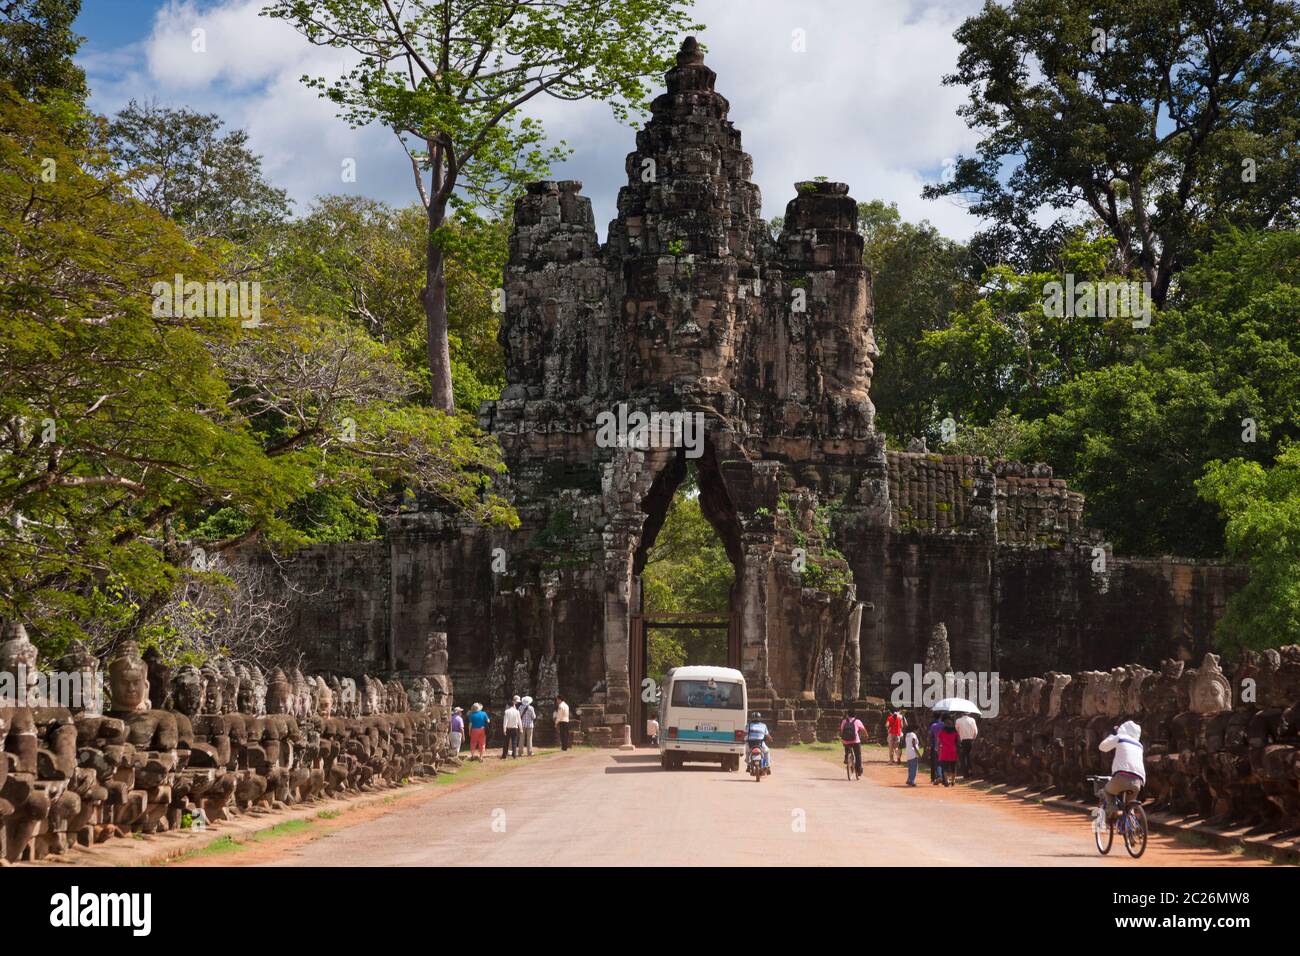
<box><xmin>747</xmin><ymin>743</ymin><xmax>769</xmax><ymax>782</ymax></box>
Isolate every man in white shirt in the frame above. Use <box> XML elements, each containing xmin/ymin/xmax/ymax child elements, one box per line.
<box><xmin>646</xmin><ymin>714</ymin><xmax>659</xmax><ymax>745</ymax></box>
<box><xmin>955</xmin><ymin>713</ymin><xmax>978</xmax><ymax>778</ymax></box>
<box><xmin>554</xmin><ymin>695</ymin><xmax>571</xmax><ymax>750</ymax></box>
<box><xmin>501</xmin><ymin>696</ymin><xmax>522</xmax><ymax>759</ymax></box>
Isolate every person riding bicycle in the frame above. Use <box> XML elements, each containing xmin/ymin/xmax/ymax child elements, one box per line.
<box><xmin>745</xmin><ymin>711</ymin><xmax>773</xmax><ymax>771</ymax></box>
<box><xmin>840</xmin><ymin>710</ymin><xmax>866</xmax><ymax>778</ymax></box>
<box><xmin>1098</xmin><ymin>719</ymin><xmax>1145</xmax><ymax>820</ymax></box>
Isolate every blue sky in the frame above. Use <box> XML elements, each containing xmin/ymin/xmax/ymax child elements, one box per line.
<box><xmin>73</xmin><ymin>0</ymin><xmax>987</xmax><ymax>240</ymax></box>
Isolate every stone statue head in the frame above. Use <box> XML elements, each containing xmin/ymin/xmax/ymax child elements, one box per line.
<box><xmin>1046</xmin><ymin>672</ymin><xmax>1072</xmax><ymax>719</ymax></box>
<box><xmin>143</xmin><ymin>645</ymin><xmax>172</xmax><ymax>710</ymax></box>
<box><xmin>1105</xmin><ymin>668</ymin><xmax>1129</xmax><ymax>718</ymax></box>
<box><xmin>216</xmin><ymin>658</ymin><xmax>240</xmax><ymax>715</ymax></box>
<box><xmin>236</xmin><ymin>664</ymin><xmax>256</xmax><ymax>714</ymax></box>
<box><xmin>107</xmin><ymin>641</ymin><xmax>150</xmax><ymax>714</ymax></box>
<box><xmin>1124</xmin><ymin>665</ymin><xmax>1152</xmax><ymax>714</ymax></box>
<box><xmin>200</xmin><ymin>660</ymin><xmax>222</xmax><ymax>714</ymax></box>
<box><xmin>172</xmin><ymin>664</ymin><xmax>205</xmax><ymax>717</ymax></box>
<box><xmin>265</xmin><ymin>667</ymin><xmax>292</xmax><ymax>715</ymax></box>
<box><xmin>1191</xmin><ymin>652</ymin><xmax>1231</xmax><ymax>714</ymax></box>
<box><xmin>316</xmin><ymin>678</ymin><xmax>334</xmax><ymax>717</ymax></box>
<box><xmin>290</xmin><ymin>668</ymin><xmax>309</xmax><ymax>717</ymax></box>
<box><xmin>60</xmin><ymin>639</ymin><xmax>102</xmax><ymax>715</ymax></box>
<box><xmin>0</xmin><ymin>620</ymin><xmax>40</xmax><ymax>707</ymax></box>
<box><xmin>248</xmin><ymin>665</ymin><xmax>267</xmax><ymax>716</ymax></box>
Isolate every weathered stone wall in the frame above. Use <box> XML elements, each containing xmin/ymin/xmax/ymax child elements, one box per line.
<box><xmin>963</xmin><ymin>648</ymin><xmax>1300</xmax><ymax>832</ymax></box>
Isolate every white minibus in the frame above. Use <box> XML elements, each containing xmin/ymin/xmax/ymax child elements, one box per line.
<box><xmin>658</xmin><ymin>665</ymin><xmax>748</xmax><ymax>771</ymax></box>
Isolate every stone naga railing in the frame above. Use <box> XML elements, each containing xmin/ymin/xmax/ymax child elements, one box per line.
<box><xmin>966</xmin><ymin>648</ymin><xmax>1300</xmax><ymax>830</ymax></box>
<box><xmin>0</xmin><ymin>633</ymin><xmax>450</xmax><ymax>864</ymax></box>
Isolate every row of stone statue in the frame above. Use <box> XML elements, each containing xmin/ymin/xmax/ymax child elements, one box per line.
<box><xmin>963</xmin><ymin>648</ymin><xmax>1300</xmax><ymax>830</ymax></box>
<box><xmin>0</xmin><ymin>626</ymin><xmax>452</xmax><ymax>864</ymax></box>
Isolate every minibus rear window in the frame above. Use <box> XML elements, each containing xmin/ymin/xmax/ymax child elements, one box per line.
<box><xmin>670</xmin><ymin>680</ymin><xmax>743</xmax><ymax>710</ymax></box>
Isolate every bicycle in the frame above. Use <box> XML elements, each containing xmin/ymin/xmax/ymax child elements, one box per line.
<box><xmin>841</xmin><ymin>742</ymin><xmax>866</xmax><ymax>780</ymax></box>
<box><xmin>1087</xmin><ymin>775</ymin><xmax>1148</xmax><ymax>858</ymax></box>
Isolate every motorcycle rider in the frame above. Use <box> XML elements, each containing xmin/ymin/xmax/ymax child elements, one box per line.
<box><xmin>745</xmin><ymin>711</ymin><xmax>773</xmax><ymax>773</ymax></box>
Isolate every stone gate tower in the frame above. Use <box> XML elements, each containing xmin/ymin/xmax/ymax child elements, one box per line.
<box><xmin>271</xmin><ymin>38</ymin><xmax>1243</xmax><ymax>745</ymax></box>
<box><xmin>472</xmin><ymin>36</ymin><xmax>888</xmax><ymax>726</ymax></box>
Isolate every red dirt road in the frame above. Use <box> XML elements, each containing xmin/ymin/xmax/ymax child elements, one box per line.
<box><xmin>235</xmin><ymin>747</ymin><xmax>1269</xmax><ymax>867</ymax></box>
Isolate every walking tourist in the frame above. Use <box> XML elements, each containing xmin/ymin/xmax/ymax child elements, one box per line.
<box><xmin>938</xmin><ymin>717</ymin><xmax>959</xmax><ymax>786</ymax></box>
<box><xmin>502</xmin><ymin>695</ymin><xmax>522</xmax><ymax>758</ymax></box>
<box><xmin>886</xmin><ymin>708</ymin><xmax>907</xmax><ymax>763</ymax></box>
<box><xmin>928</xmin><ymin>713</ymin><xmax>944</xmax><ymax>784</ymax></box>
<box><xmin>448</xmin><ymin>706</ymin><xmax>465</xmax><ymax>756</ymax></box>
<box><xmin>956</xmin><ymin>711</ymin><xmax>978</xmax><ymax>778</ymax></box>
<box><xmin>519</xmin><ymin>696</ymin><xmax>537</xmax><ymax>755</ymax></box>
<box><xmin>467</xmin><ymin>703</ymin><xmax>489</xmax><ymax>760</ymax></box>
<box><xmin>903</xmin><ymin>727</ymin><xmax>922</xmax><ymax>785</ymax></box>
<box><xmin>555</xmin><ymin>695</ymin><xmax>571</xmax><ymax>750</ymax></box>
<box><xmin>647</xmin><ymin>711</ymin><xmax>660</xmax><ymax>745</ymax></box>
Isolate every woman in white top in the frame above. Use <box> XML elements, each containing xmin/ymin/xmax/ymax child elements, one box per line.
<box><xmin>1098</xmin><ymin>720</ymin><xmax>1145</xmax><ymax>818</ymax></box>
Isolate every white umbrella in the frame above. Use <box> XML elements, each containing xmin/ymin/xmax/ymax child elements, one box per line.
<box><xmin>932</xmin><ymin>698</ymin><xmax>981</xmax><ymax>715</ymax></box>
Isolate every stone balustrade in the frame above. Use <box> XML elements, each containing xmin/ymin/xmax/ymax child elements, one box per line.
<box><xmin>0</xmin><ymin>629</ymin><xmax>451</xmax><ymax>864</ymax></box>
<box><xmin>958</xmin><ymin>648</ymin><xmax>1300</xmax><ymax>830</ymax></box>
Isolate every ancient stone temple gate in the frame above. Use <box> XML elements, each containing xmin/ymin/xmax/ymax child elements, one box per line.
<box><xmin>265</xmin><ymin>39</ymin><xmax>1242</xmax><ymax>743</ymax></box>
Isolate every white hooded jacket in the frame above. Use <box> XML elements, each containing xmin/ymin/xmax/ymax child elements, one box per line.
<box><xmin>1098</xmin><ymin>720</ymin><xmax>1145</xmax><ymax>782</ymax></box>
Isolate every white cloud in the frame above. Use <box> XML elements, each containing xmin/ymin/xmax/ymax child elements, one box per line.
<box><xmin>80</xmin><ymin>0</ymin><xmax>988</xmax><ymax>238</ymax></box>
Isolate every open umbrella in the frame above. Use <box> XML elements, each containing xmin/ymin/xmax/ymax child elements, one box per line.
<box><xmin>932</xmin><ymin>697</ymin><xmax>981</xmax><ymax>715</ymax></box>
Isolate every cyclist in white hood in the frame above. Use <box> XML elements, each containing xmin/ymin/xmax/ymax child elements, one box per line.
<box><xmin>1098</xmin><ymin>720</ymin><xmax>1145</xmax><ymax>820</ymax></box>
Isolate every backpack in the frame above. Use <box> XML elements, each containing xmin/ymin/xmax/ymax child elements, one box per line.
<box><xmin>841</xmin><ymin>717</ymin><xmax>858</xmax><ymax>742</ymax></box>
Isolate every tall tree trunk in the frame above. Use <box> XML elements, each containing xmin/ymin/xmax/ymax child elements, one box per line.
<box><xmin>423</xmin><ymin>197</ymin><xmax>455</xmax><ymax>411</ymax></box>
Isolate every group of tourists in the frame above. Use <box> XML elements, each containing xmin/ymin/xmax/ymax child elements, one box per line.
<box><xmin>882</xmin><ymin>707</ymin><xmax>979</xmax><ymax>787</ymax></box>
<box><xmin>446</xmin><ymin>695</ymin><xmax>573</xmax><ymax>761</ymax></box>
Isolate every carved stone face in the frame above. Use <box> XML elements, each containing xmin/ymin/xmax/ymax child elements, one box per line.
<box><xmin>0</xmin><ymin>623</ymin><xmax>40</xmax><ymax>707</ymax></box>
<box><xmin>200</xmin><ymin>662</ymin><xmax>222</xmax><ymax>714</ymax></box>
<box><xmin>107</xmin><ymin>641</ymin><xmax>150</xmax><ymax>714</ymax></box>
<box><xmin>266</xmin><ymin>667</ymin><xmax>292</xmax><ymax>715</ymax></box>
<box><xmin>249</xmin><ymin>666</ymin><xmax>267</xmax><ymax>716</ymax></box>
<box><xmin>1046</xmin><ymin>673</ymin><xmax>1072</xmax><ymax>719</ymax></box>
<box><xmin>316</xmin><ymin>678</ymin><xmax>334</xmax><ymax>717</ymax></box>
<box><xmin>1191</xmin><ymin>652</ymin><xmax>1232</xmax><ymax>714</ymax></box>
<box><xmin>237</xmin><ymin>665</ymin><xmax>256</xmax><ymax>714</ymax></box>
<box><xmin>217</xmin><ymin>659</ymin><xmax>240</xmax><ymax>715</ymax></box>
<box><xmin>1125</xmin><ymin>666</ymin><xmax>1152</xmax><ymax>714</ymax></box>
<box><xmin>172</xmin><ymin>664</ymin><xmax>205</xmax><ymax>717</ymax></box>
<box><xmin>60</xmin><ymin>639</ymin><xmax>102</xmax><ymax>715</ymax></box>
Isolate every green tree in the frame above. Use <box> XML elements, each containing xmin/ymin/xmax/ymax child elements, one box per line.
<box><xmin>264</xmin><ymin>195</ymin><xmax>508</xmax><ymax>410</ymax></box>
<box><xmin>0</xmin><ymin>86</ymin><xmax>514</xmax><ymax>655</ymax></box>
<box><xmin>106</xmin><ymin>100</ymin><xmax>291</xmax><ymax>244</ymax></box>
<box><xmin>265</xmin><ymin>0</ymin><xmax>703</xmax><ymax>411</ymax></box>
<box><xmin>927</xmin><ymin>0</ymin><xmax>1300</xmax><ymax>304</ymax></box>
<box><xmin>1032</xmin><ymin>229</ymin><xmax>1299</xmax><ymax>555</ymax></box>
<box><xmin>0</xmin><ymin>0</ymin><xmax>86</xmax><ymax>105</ymax></box>
<box><xmin>922</xmin><ymin>235</ymin><xmax>1135</xmax><ymax>426</ymax></box>
<box><xmin>858</xmin><ymin>200</ymin><xmax>976</xmax><ymax>444</ymax></box>
<box><xmin>1199</xmin><ymin>445</ymin><xmax>1300</xmax><ymax>651</ymax></box>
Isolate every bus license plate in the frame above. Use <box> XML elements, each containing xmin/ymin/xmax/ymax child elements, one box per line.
<box><xmin>697</xmin><ymin>724</ymin><xmax>716</xmax><ymax>733</ymax></box>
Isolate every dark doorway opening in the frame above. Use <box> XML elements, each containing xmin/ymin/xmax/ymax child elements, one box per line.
<box><xmin>628</xmin><ymin>439</ymin><xmax>744</xmax><ymax>744</ymax></box>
